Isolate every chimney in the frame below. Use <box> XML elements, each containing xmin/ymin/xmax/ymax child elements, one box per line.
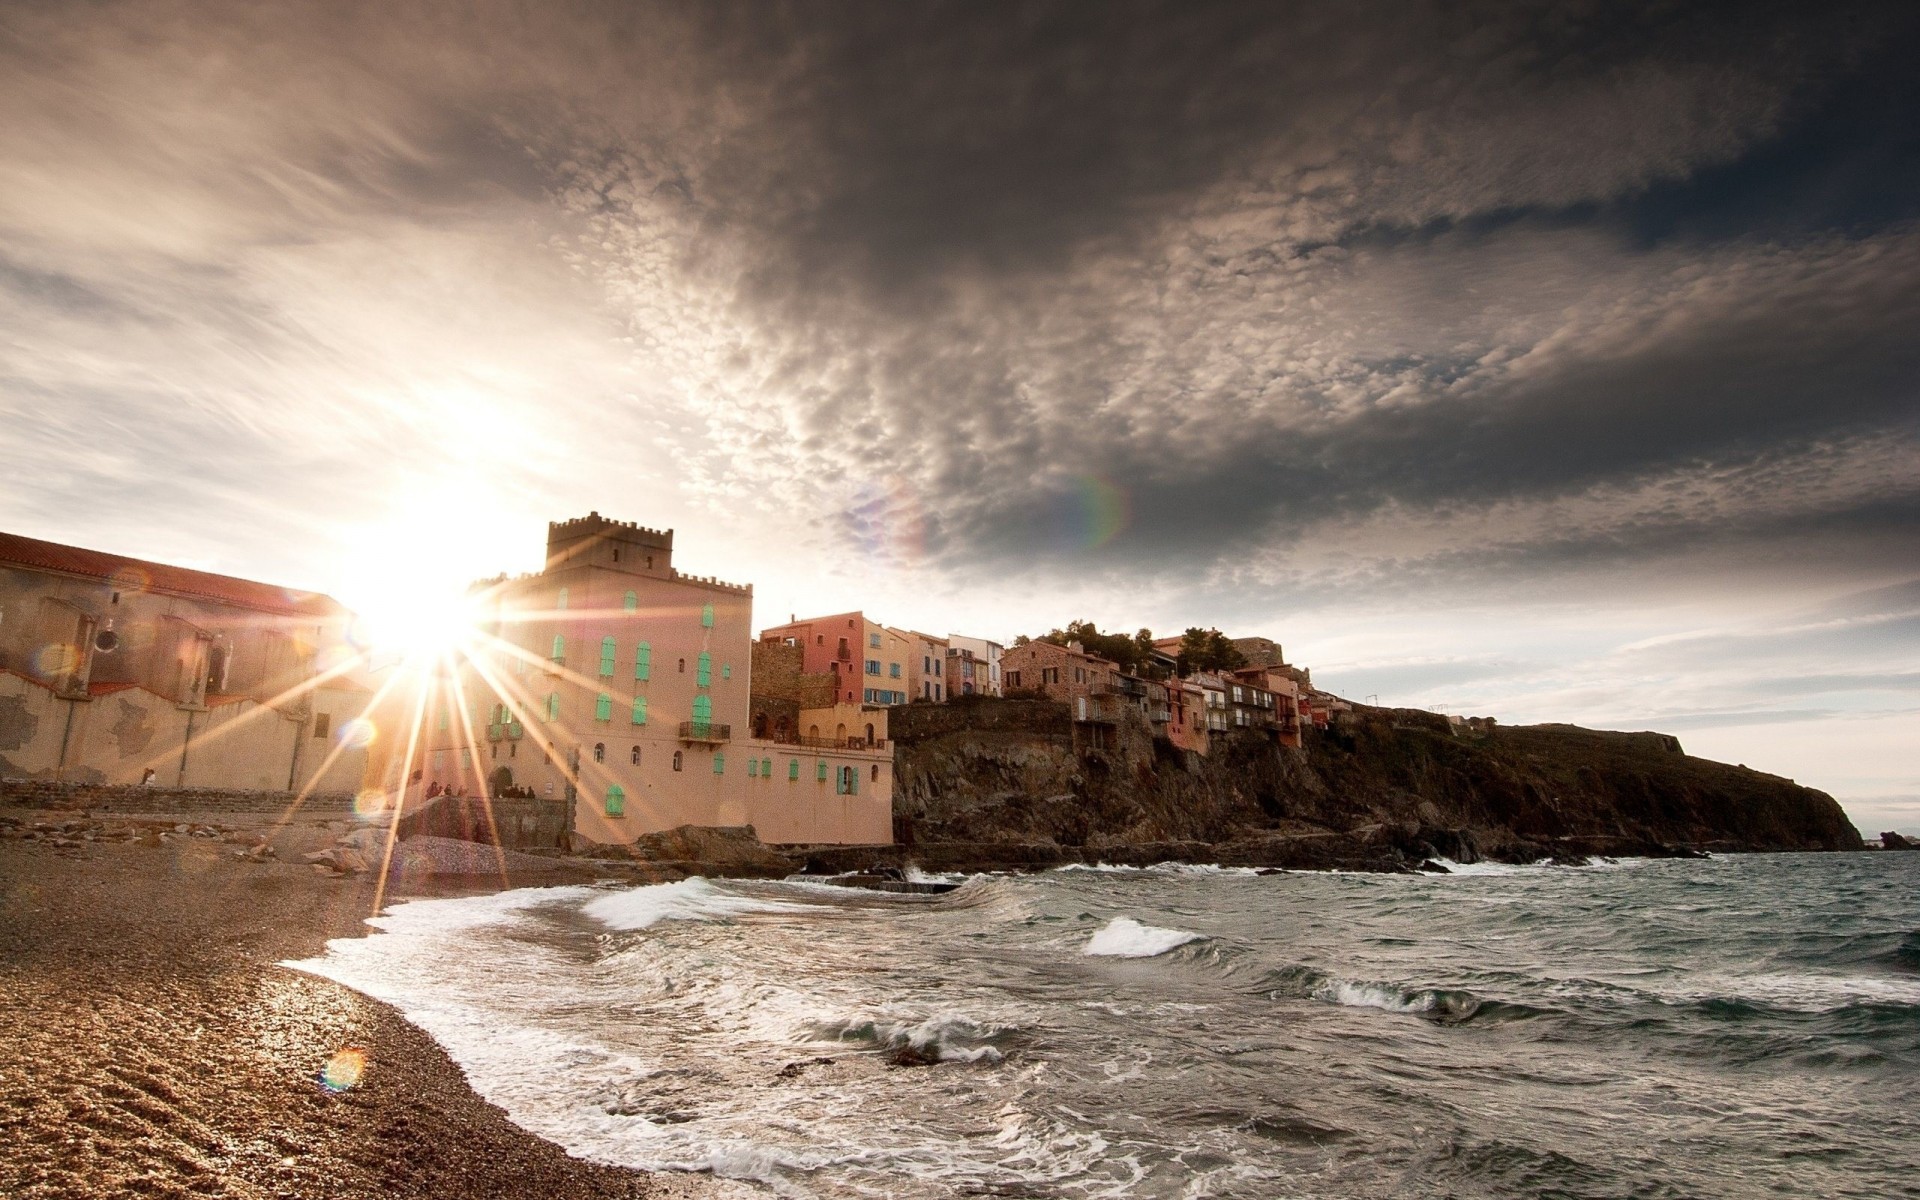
<box><xmin>1067</xmin><ymin>640</ymin><xmax>1084</xmax><ymax>654</ymax></box>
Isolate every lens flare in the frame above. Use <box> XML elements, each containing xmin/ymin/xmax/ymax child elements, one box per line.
<box><xmin>319</xmin><ymin>1046</ymin><xmax>366</xmax><ymax>1092</ymax></box>
<box><xmin>353</xmin><ymin>789</ymin><xmax>391</xmax><ymax>818</ymax></box>
<box><xmin>1067</xmin><ymin>474</ymin><xmax>1130</xmax><ymax>549</ymax></box>
<box><xmin>335</xmin><ymin>717</ymin><xmax>377</xmax><ymax>750</ymax></box>
<box><xmin>34</xmin><ymin>643</ymin><xmax>78</xmax><ymax>676</ymax></box>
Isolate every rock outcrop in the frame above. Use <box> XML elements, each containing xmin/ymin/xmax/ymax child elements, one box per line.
<box><xmin>885</xmin><ymin>700</ymin><xmax>1862</xmax><ymax>872</ymax></box>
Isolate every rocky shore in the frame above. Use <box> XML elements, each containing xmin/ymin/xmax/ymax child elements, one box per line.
<box><xmin>0</xmin><ymin>810</ymin><xmax>729</xmax><ymax>1200</ymax></box>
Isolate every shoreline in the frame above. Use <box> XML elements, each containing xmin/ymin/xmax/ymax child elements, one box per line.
<box><xmin>0</xmin><ymin>808</ymin><xmax>728</xmax><ymax>1200</ymax></box>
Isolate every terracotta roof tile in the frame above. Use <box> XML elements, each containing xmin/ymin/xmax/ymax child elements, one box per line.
<box><xmin>0</xmin><ymin>531</ymin><xmax>341</xmax><ymax>618</ymax></box>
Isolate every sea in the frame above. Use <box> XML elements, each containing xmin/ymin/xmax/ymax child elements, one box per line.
<box><xmin>287</xmin><ymin>852</ymin><xmax>1920</xmax><ymax>1198</ymax></box>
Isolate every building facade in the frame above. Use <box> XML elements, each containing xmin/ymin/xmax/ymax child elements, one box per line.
<box><xmin>945</xmin><ymin>633</ymin><xmax>1004</xmax><ymax>696</ymax></box>
<box><xmin>758</xmin><ymin>612</ymin><xmax>911</xmax><ymax>706</ymax></box>
<box><xmin>897</xmin><ymin>629</ymin><xmax>948</xmax><ymax>702</ymax></box>
<box><xmin>1001</xmin><ymin>639</ymin><xmax>1123</xmax><ymax>718</ymax></box>
<box><xmin>0</xmin><ymin>531</ymin><xmax>372</xmax><ymax>792</ymax></box>
<box><xmin>395</xmin><ymin>515</ymin><xmax>891</xmax><ymax>846</ymax></box>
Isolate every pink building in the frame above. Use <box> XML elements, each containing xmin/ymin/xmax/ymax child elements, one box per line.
<box><xmin>759</xmin><ymin>612</ymin><xmax>911</xmax><ymax>706</ymax></box>
<box><xmin>394</xmin><ymin>515</ymin><xmax>891</xmax><ymax>847</ymax></box>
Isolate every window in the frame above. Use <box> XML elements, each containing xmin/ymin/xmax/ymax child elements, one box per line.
<box><xmin>599</xmin><ymin>637</ymin><xmax>616</xmax><ymax>677</ymax></box>
<box><xmin>890</xmin><ymin>662</ymin><xmax>901</xmax><ymax>678</ymax></box>
<box><xmin>697</xmin><ymin>652</ymin><xmax>712</xmax><ymax>687</ymax></box>
<box><xmin>436</xmin><ymin>705</ymin><xmax>448</xmax><ymax>731</ymax></box>
<box><xmin>551</xmin><ymin>634</ymin><xmax>565</xmax><ymax>663</ymax></box>
<box><xmin>789</xmin><ymin>759</ymin><xmax>800</xmax><ymax>781</ymax></box>
<box><xmin>545</xmin><ymin>693</ymin><xmax>559</xmax><ymax>721</ymax></box>
<box><xmin>836</xmin><ymin>765</ymin><xmax>858</xmax><ymax>795</ymax></box>
<box><xmin>678</xmin><ymin>658</ymin><xmax>686</xmax><ymax>674</ymax></box>
<box><xmin>934</xmin><ymin>660</ymin><xmax>942</xmax><ymax>676</ymax></box>
<box><xmin>762</xmin><ymin>757</ymin><xmax>772</xmax><ymax>778</ymax></box>
<box><xmin>713</xmin><ymin>752</ymin><xmax>725</xmax><ymax>775</ymax></box>
<box><xmin>816</xmin><ymin>759</ymin><xmax>828</xmax><ymax>781</ymax></box>
<box><xmin>721</xmin><ymin>665</ymin><xmax>731</xmax><ymax>680</ymax></box>
<box><xmin>595</xmin><ymin>692</ymin><xmax>612</xmax><ymax>721</ymax></box>
<box><xmin>593</xmin><ymin>742</ymin><xmax>605</xmax><ymax>762</ymax></box>
<box><xmin>672</xmin><ymin>750</ymin><xmax>683</xmax><ymax>771</ymax></box>
<box><xmin>870</xmin><ymin>632</ymin><xmax>881</xmax><ymax>648</ymax></box>
<box><xmin>623</xmin><ymin>590</ymin><xmax>638</xmax><ymax>612</ymax></box>
<box><xmin>871</xmin><ymin>764</ymin><xmax>880</xmax><ymax>782</ymax></box>
<box><xmin>631</xmin><ymin>696</ymin><xmax>647</xmax><ymax>725</ymax></box>
<box><xmin>923</xmin><ymin>656</ymin><xmax>931</xmax><ymax>673</ymax></box>
<box><xmin>866</xmin><ymin>659</ymin><xmax>880</xmax><ymax>675</ymax></box>
<box><xmin>701</xmin><ymin>603</ymin><xmax>714</xmax><ymax>628</ymax></box>
<box><xmin>605</xmin><ymin>784</ymin><xmax>624</xmax><ymax>816</ymax></box>
<box><xmin>630</xmin><ymin>745</ymin><xmax>641</xmax><ymax>765</ymax></box>
<box><xmin>556</xmin><ymin>587</ymin><xmax>568</xmax><ymax>610</ymax></box>
<box><xmin>635</xmin><ymin>642</ymin><xmax>651</xmax><ymax>680</ymax></box>
<box><xmin>312</xmin><ymin>713</ymin><xmax>330</xmax><ymax>739</ymax></box>
<box><xmin>1008</xmin><ymin>670</ymin><xmax>1021</xmax><ymax>688</ymax></box>
<box><xmin>692</xmin><ymin>695</ymin><xmax>712</xmax><ymax>723</ymax></box>
<box><xmin>748</xmin><ymin>757</ymin><xmax>758</xmax><ymax>777</ymax></box>
<box><xmin>863</xmin><ymin>688</ymin><xmax>874</xmax><ymax>703</ymax></box>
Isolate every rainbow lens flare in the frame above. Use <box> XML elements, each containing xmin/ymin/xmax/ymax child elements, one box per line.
<box><xmin>33</xmin><ymin>643</ymin><xmax>78</xmax><ymax>676</ymax></box>
<box><xmin>1068</xmin><ymin>474</ymin><xmax>1130</xmax><ymax>549</ymax></box>
<box><xmin>353</xmin><ymin>789</ymin><xmax>390</xmax><ymax>818</ymax></box>
<box><xmin>335</xmin><ymin>717</ymin><xmax>377</xmax><ymax>750</ymax></box>
<box><xmin>319</xmin><ymin>1046</ymin><xmax>366</xmax><ymax>1092</ymax></box>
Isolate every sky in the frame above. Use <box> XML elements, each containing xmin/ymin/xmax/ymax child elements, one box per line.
<box><xmin>1</xmin><ymin>1</ymin><xmax>1915</xmax><ymax>832</ymax></box>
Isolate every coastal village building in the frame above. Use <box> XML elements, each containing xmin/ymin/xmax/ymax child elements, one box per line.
<box><xmin>945</xmin><ymin>634</ymin><xmax>1004</xmax><ymax>696</ymax></box>
<box><xmin>896</xmin><ymin>629</ymin><xmax>948</xmax><ymax>702</ymax></box>
<box><xmin>394</xmin><ymin>515</ymin><xmax>891</xmax><ymax>847</ymax></box>
<box><xmin>1001</xmin><ymin>638</ymin><xmax>1123</xmax><ymax>719</ymax></box>
<box><xmin>0</xmin><ymin>530</ymin><xmax>372</xmax><ymax>792</ymax></box>
<box><xmin>758</xmin><ymin>612</ymin><xmax>911</xmax><ymax>706</ymax></box>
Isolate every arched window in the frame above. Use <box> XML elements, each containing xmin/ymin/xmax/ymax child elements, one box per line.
<box><xmin>593</xmin><ymin>742</ymin><xmax>605</xmax><ymax>763</ymax></box>
<box><xmin>865</xmin><ymin>722</ymin><xmax>875</xmax><ymax>745</ymax></box>
<box><xmin>545</xmin><ymin>693</ymin><xmax>559</xmax><ymax>721</ymax></box>
<box><xmin>599</xmin><ymin>637</ymin><xmax>616</xmax><ymax>677</ymax></box>
<box><xmin>635</xmin><ymin>642</ymin><xmax>651</xmax><ymax>680</ymax></box>
<box><xmin>807</xmin><ymin>725</ymin><xmax>818</xmax><ymax>739</ymax></box>
<box><xmin>623</xmin><ymin>590</ymin><xmax>638</xmax><ymax>612</ymax></box>
<box><xmin>692</xmin><ymin>695</ymin><xmax>712</xmax><ymax>724</ymax></box>
<box><xmin>550</xmin><ymin>634</ymin><xmax>565</xmax><ymax>662</ymax></box>
<box><xmin>835</xmin><ymin>722</ymin><xmax>847</xmax><ymax>742</ymax></box>
<box><xmin>631</xmin><ymin>696</ymin><xmax>647</xmax><ymax>725</ymax></box>
<box><xmin>671</xmin><ymin>750</ymin><xmax>683</xmax><ymax>771</ymax></box>
<box><xmin>677</xmin><ymin>657</ymin><xmax>686</xmax><ymax>674</ymax></box>
<box><xmin>871</xmin><ymin>764</ymin><xmax>880</xmax><ymax>782</ymax></box>
<box><xmin>595</xmin><ymin>692</ymin><xmax>612</xmax><ymax>721</ymax></box>
<box><xmin>604</xmin><ymin>784</ymin><xmax>624</xmax><ymax>816</ymax></box>
<box><xmin>630</xmin><ymin>745</ymin><xmax>641</xmax><ymax>765</ymax></box>
<box><xmin>696</xmin><ymin>652</ymin><xmax>712</xmax><ymax>687</ymax></box>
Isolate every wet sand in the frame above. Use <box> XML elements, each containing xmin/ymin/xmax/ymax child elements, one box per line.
<box><xmin>0</xmin><ymin>815</ymin><xmax>728</xmax><ymax>1199</ymax></box>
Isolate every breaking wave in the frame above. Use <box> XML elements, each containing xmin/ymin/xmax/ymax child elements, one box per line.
<box><xmin>581</xmin><ymin>877</ymin><xmax>811</xmax><ymax>930</ymax></box>
<box><xmin>1083</xmin><ymin>917</ymin><xmax>1207</xmax><ymax>958</ymax></box>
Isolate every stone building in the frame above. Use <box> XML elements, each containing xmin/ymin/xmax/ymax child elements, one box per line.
<box><xmin>0</xmin><ymin>530</ymin><xmax>372</xmax><ymax>792</ymax></box>
<box><xmin>759</xmin><ymin>611</ymin><xmax>912</xmax><ymax>706</ymax></box>
<box><xmin>1001</xmin><ymin>639</ymin><xmax>1123</xmax><ymax>719</ymax></box>
<box><xmin>392</xmin><ymin>514</ymin><xmax>892</xmax><ymax>847</ymax></box>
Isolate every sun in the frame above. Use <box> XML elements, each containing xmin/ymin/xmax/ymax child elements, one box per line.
<box><xmin>331</xmin><ymin>520</ymin><xmax>494</xmax><ymax>665</ymax></box>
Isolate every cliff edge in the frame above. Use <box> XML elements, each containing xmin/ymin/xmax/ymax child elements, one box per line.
<box><xmin>870</xmin><ymin>699</ymin><xmax>1861</xmax><ymax>873</ymax></box>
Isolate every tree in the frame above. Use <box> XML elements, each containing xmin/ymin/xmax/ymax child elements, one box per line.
<box><xmin>1030</xmin><ymin>619</ymin><xmax>1155</xmax><ymax>674</ymax></box>
<box><xmin>1177</xmin><ymin>627</ymin><xmax>1244</xmax><ymax>675</ymax></box>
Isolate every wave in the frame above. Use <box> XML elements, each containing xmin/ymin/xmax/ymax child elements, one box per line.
<box><xmin>1083</xmin><ymin>917</ymin><xmax>1207</xmax><ymax>958</ymax></box>
<box><xmin>581</xmin><ymin>877</ymin><xmax>812</xmax><ymax>930</ymax></box>
<box><xmin>1251</xmin><ymin>963</ymin><xmax>1544</xmax><ymax>1024</ymax></box>
<box><xmin>1054</xmin><ymin>861</ymin><xmax>1263</xmax><ymax>877</ymax></box>
<box><xmin>804</xmin><ymin>1011</ymin><xmax>1016</xmax><ymax>1064</ymax></box>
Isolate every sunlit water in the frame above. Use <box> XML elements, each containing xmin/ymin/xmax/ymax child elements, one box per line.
<box><xmin>287</xmin><ymin>853</ymin><xmax>1920</xmax><ymax>1198</ymax></box>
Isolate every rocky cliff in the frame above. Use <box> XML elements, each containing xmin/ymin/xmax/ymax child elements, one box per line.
<box><xmin>873</xmin><ymin>699</ymin><xmax>1862</xmax><ymax>873</ymax></box>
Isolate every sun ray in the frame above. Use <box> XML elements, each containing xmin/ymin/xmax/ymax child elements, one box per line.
<box><xmin>445</xmin><ymin>664</ymin><xmax>510</xmax><ymax>886</ymax></box>
<box><xmin>371</xmin><ymin>662</ymin><xmax>434</xmax><ymax>917</ymax></box>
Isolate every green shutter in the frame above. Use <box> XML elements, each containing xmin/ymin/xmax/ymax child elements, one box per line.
<box><xmin>713</xmin><ymin>752</ymin><xmax>725</xmax><ymax>775</ymax></box>
<box><xmin>701</xmin><ymin>603</ymin><xmax>714</xmax><ymax>628</ymax></box>
<box><xmin>595</xmin><ymin>692</ymin><xmax>612</xmax><ymax>721</ymax></box>
<box><xmin>816</xmin><ymin>759</ymin><xmax>828</xmax><ymax>782</ymax></box>
<box><xmin>696</xmin><ymin>652</ymin><xmax>712</xmax><ymax>687</ymax></box>
<box><xmin>605</xmin><ymin>784</ymin><xmax>624</xmax><ymax>816</ymax></box>
<box><xmin>623</xmin><ymin>590</ymin><xmax>638</xmax><ymax>612</ymax></box>
<box><xmin>788</xmin><ymin>758</ymin><xmax>800</xmax><ymax>781</ymax></box>
<box><xmin>551</xmin><ymin>634</ymin><xmax>565</xmax><ymax>662</ymax></box>
<box><xmin>635</xmin><ymin>642</ymin><xmax>651</xmax><ymax>680</ymax></box>
<box><xmin>692</xmin><ymin>695</ymin><xmax>711</xmax><ymax>723</ymax></box>
<box><xmin>545</xmin><ymin>693</ymin><xmax>559</xmax><ymax>721</ymax></box>
<box><xmin>557</xmin><ymin>587</ymin><xmax>568</xmax><ymax>610</ymax></box>
<box><xmin>631</xmin><ymin>696</ymin><xmax>647</xmax><ymax>725</ymax></box>
<box><xmin>722</xmin><ymin>665</ymin><xmax>732</xmax><ymax>680</ymax></box>
<box><xmin>762</xmin><ymin>757</ymin><xmax>772</xmax><ymax>778</ymax></box>
<box><xmin>599</xmin><ymin>636</ymin><xmax>616</xmax><ymax>677</ymax></box>
<box><xmin>747</xmin><ymin>757</ymin><xmax>758</xmax><ymax>778</ymax></box>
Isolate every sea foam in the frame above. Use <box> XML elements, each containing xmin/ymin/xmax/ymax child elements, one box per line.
<box><xmin>582</xmin><ymin>877</ymin><xmax>810</xmax><ymax>930</ymax></box>
<box><xmin>1083</xmin><ymin>917</ymin><xmax>1206</xmax><ymax>958</ymax></box>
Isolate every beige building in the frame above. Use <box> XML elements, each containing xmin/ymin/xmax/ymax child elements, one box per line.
<box><xmin>944</xmin><ymin>633</ymin><xmax>1003</xmax><ymax>697</ymax></box>
<box><xmin>895</xmin><ymin>628</ymin><xmax>949</xmax><ymax>703</ymax></box>
<box><xmin>0</xmin><ymin>530</ymin><xmax>372</xmax><ymax>792</ymax></box>
<box><xmin>390</xmin><ymin>514</ymin><xmax>891</xmax><ymax>847</ymax></box>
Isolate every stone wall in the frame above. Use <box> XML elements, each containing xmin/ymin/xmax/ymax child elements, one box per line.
<box><xmin>395</xmin><ymin>793</ymin><xmax>573</xmax><ymax>851</ymax></box>
<box><xmin>888</xmin><ymin>696</ymin><xmax>1072</xmax><ymax>743</ymax></box>
<box><xmin>0</xmin><ymin>775</ymin><xmax>361</xmax><ymax>815</ymax></box>
<box><xmin>749</xmin><ymin>641</ymin><xmax>838</xmax><ymax>708</ymax></box>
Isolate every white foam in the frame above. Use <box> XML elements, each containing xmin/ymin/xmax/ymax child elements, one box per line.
<box><xmin>581</xmin><ymin>877</ymin><xmax>811</xmax><ymax>930</ymax></box>
<box><xmin>1082</xmin><ymin>917</ymin><xmax>1205</xmax><ymax>958</ymax></box>
<box><xmin>1313</xmin><ymin>978</ymin><xmax>1437</xmax><ymax>1013</ymax></box>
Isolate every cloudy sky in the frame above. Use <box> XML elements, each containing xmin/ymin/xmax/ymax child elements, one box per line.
<box><xmin>2</xmin><ymin>1</ymin><xmax>1915</xmax><ymax>831</ymax></box>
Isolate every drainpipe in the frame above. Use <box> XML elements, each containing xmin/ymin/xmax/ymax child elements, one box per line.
<box><xmin>177</xmin><ymin>709</ymin><xmax>195</xmax><ymax>786</ymax></box>
<box><xmin>286</xmin><ymin>712</ymin><xmax>303</xmax><ymax>791</ymax></box>
<box><xmin>54</xmin><ymin>696</ymin><xmax>78</xmax><ymax>783</ymax></box>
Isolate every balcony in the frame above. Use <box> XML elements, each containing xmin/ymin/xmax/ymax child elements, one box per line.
<box><xmin>678</xmin><ymin>720</ymin><xmax>731</xmax><ymax>744</ymax></box>
<box><xmin>785</xmin><ymin>735</ymin><xmax>888</xmax><ymax>752</ymax></box>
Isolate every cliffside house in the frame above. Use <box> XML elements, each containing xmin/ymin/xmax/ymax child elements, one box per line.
<box><xmin>759</xmin><ymin>611</ymin><xmax>911</xmax><ymax>706</ymax></box>
<box><xmin>0</xmin><ymin>530</ymin><xmax>373</xmax><ymax>792</ymax></box>
<box><xmin>1001</xmin><ymin>638</ymin><xmax>1123</xmax><ymax>719</ymax></box>
<box><xmin>894</xmin><ymin>628</ymin><xmax>949</xmax><ymax>702</ymax></box>
<box><xmin>944</xmin><ymin>633</ymin><xmax>1004</xmax><ymax>695</ymax></box>
<box><xmin>391</xmin><ymin>514</ymin><xmax>892</xmax><ymax>847</ymax></box>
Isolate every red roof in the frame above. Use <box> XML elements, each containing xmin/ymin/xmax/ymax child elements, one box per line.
<box><xmin>0</xmin><ymin>530</ymin><xmax>341</xmax><ymax>618</ymax></box>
